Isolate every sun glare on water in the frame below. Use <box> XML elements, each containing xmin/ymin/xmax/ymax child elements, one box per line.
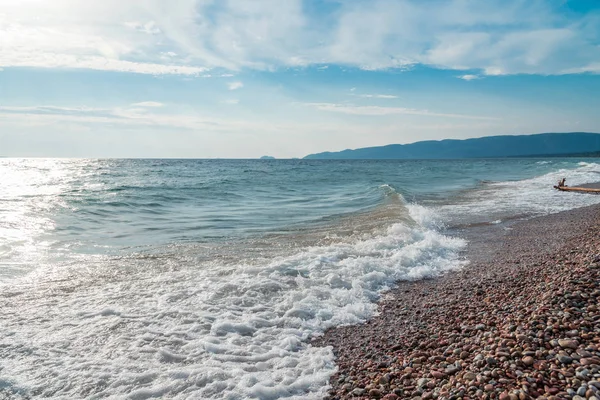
<box><xmin>0</xmin><ymin>158</ymin><xmax>82</xmax><ymax>278</ymax></box>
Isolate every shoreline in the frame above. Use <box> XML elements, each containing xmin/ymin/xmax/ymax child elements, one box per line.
<box><xmin>313</xmin><ymin>203</ymin><xmax>600</xmax><ymax>399</ymax></box>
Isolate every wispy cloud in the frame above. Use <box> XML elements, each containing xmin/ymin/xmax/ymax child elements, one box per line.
<box><xmin>357</xmin><ymin>94</ymin><xmax>398</xmax><ymax>99</ymax></box>
<box><xmin>0</xmin><ymin>104</ymin><xmax>239</xmax><ymax>131</ymax></box>
<box><xmin>458</xmin><ymin>74</ymin><xmax>480</xmax><ymax>81</ymax></box>
<box><xmin>124</xmin><ymin>21</ymin><xmax>161</xmax><ymax>35</ymax></box>
<box><xmin>227</xmin><ymin>81</ymin><xmax>244</xmax><ymax>90</ymax></box>
<box><xmin>221</xmin><ymin>99</ymin><xmax>240</xmax><ymax>105</ymax></box>
<box><xmin>0</xmin><ymin>105</ymin><xmax>116</xmax><ymax>118</ymax></box>
<box><xmin>303</xmin><ymin>103</ymin><xmax>498</xmax><ymax>120</ymax></box>
<box><xmin>562</xmin><ymin>62</ymin><xmax>600</xmax><ymax>74</ymax></box>
<box><xmin>0</xmin><ymin>52</ymin><xmax>208</xmax><ymax>76</ymax></box>
<box><xmin>0</xmin><ymin>1</ymin><xmax>598</xmax><ymax>75</ymax></box>
<box><xmin>131</xmin><ymin>101</ymin><xmax>164</xmax><ymax>107</ymax></box>
<box><xmin>0</xmin><ymin>103</ymin><xmax>343</xmax><ymax>143</ymax></box>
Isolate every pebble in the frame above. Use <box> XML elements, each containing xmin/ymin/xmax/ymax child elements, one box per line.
<box><xmin>431</xmin><ymin>371</ymin><xmax>445</xmax><ymax>379</ymax></box>
<box><xmin>486</xmin><ymin>357</ymin><xmax>498</xmax><ymax>366</ymax></box>
<box><xmin>558</xmin><ymin>339</ymin><xmax>579</xmax><ymax>349</ymax></box>
<box><xmin>577</xmin><ymin>369</ymin><xmax>591</xmax><ymax>379</ymax></box>
<box><xmin>578</xmin><ymin>349</ymin><xmax>593</xmax><ymax>357</ymax></box>
<box><xmin>445</xmin><ymin>365</ymin><xmax>460</xmax><ymax>375</ymax></box>
<box><xmin>522</xmin><ymin>356</ymin><xmax>534</xmax><ymax>366</ymax></box>
<box><xmin>582</xmin><ymin>358</ymin><xmax>600</xmax><ymax>366</ymax></box>
<box><xmin>417</xmin><ymin>378</ymin><xmax>428</xmax><ymax>387</ymax></box>
<box><xmin>557</xmin><ymin>355</ymin><xmax>573</xmax><ymax>364</ymax></box>
<box><xmin>316</xmin><ymin>208</ymin><xmax>600</xmax><ymax>400</ymax></box>
<box><xmin>464</xmin><ymin>372</ymin><xmax>477</xmax><ymax>381</ymax></box>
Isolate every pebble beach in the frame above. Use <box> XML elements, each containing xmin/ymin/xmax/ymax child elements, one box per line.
<box><xmin>314</xmin><ymin>203</ymin><xmax>600</xmax><ymax>400</ymax></box>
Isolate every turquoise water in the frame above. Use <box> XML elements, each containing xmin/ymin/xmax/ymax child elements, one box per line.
<box><xmin>3</xmin><ymin>158</ymin><xmax>600</xmax><ymax>259</ymax></box>
<box><xmin>1</xmin><ymin>158</ymin><xmax>600</xmax><ymax>399</ymax></box>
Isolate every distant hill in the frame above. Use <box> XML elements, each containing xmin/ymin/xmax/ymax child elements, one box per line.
<box><xmin>304</xmin><ymin>132</ymin><xmax>600</xmax><ymax>159</ymax></box>
<box><xmin>260</xmin><ymin>156</ymin><xmax>276</xmax><ymax>160</ymax></box>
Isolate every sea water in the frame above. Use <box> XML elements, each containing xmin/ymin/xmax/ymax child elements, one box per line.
<box><xmin>1</xmin><ymin>158</ymin><xmax>600</xmax><ymax>399</ymax></box>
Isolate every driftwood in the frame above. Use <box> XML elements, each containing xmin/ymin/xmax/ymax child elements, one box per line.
<box><xmin>554</xmin><ymin>178</ymin><xmax>600</xmax><ymax>193</ymax></box>
<box><xmin>554</xmin><ymin>186</ymin><xmax>600</xmax><ymax>193</ymax></box>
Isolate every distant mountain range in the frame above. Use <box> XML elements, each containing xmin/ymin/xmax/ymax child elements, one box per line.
<box><xmin>303</xmin><ymin>132</ymin><xmax>600</xmax><ymax>159</ymax></box>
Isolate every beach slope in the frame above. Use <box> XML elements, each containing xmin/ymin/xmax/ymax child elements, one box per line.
<box><xmin>314</xmin><ymin>205</ymin><xmax>600</xmax><ymax>399</ymax></box>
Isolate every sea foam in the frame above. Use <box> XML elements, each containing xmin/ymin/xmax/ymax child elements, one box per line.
<box><xmin>0</xmin><ymin>204</ymin><xmax>466</xmax><ymax>399</ymax></box>
<box><xmin>436</xmin><ymin>161</ymin><xmax>600</xmax><ymax>226</ymax></box>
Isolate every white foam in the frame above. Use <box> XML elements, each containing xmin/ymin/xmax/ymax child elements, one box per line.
<box><xmin>437</xmin><ymin>161</ymin><xmax>600</xmax><ymax>224</ymax></box>
<box><xmin>0</xmin><ymin>207</ymin><xmax>466</xmax><ymax>399</ymax></box>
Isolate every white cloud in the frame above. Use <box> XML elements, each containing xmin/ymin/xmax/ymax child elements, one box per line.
<box><xmin>0</xmin><ymin>104</ymin><xmax>365</xmax><ymax>157</ymax></box>
<box><xmin>124</xmin><ymin>21</ymin><xmax>161</xmax><ymax>35</ymax></box>
<box><xmin>0</xmin><ymin>104</ymin><xmax>246</xmax><ymax>132</ymax></box>
<box><xmin>0</xmin><ymin>1</ymin><xmax>207</xmax><ymax>75</ymax></box>
<box><xmin>2</xmin><ymin>102</ymin><xmax>599</xmax><ymax>158</ymax></box>
<box><xmin>563</xmin><ymin>63</ymin><xmax>600</xmax><ymax>74</ymax></box>
<box><xmin>0</xmin><ymin>17</ymin><xmax>208</xmax><ymax>75</ymax></box>
<box><xmin>458</xmin><ymin>74</ymin><xmax>480</xmax><ymax>81</ymax></box>
<box><xmin>131</xmin><ymin>101</ymin><xmax>164</xmax><ymax>107</ymax></box>
<box><xmin>0</xmin><ymin>0</ymin><xmax>598</xmax><ymax>75</ymax></box>
<box><xmin>304</xmin><ymin>103</ymin><xmax>498</xmax><ymax>120</ymax></box>
<box><xmin>227</xmin><ymin>81</ymin><xmax>244</xmax><ymax>90</ymax></box>
<box><xmin>2</xmin><ymin>55</ymin><xmax>208</xmax><ymax>75</ymax></box>
<box><xmin>222</xmin><ymin>99</ymin><xmax>240</xmax><ymax>105</ymax></box>
<box><xmin>357</xmin><ymin>94</ymin><xmax>398</xmax><ymax>99</ymax></box>
<box><xmin>0</xmin><ymin>105</ymin><xmax>115</xmax><ymax>118</ymax></box>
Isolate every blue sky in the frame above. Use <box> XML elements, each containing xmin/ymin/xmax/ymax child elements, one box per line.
<box><xmin>0</xmin><ymin>0</ymin><xmax>599</xmax><ymax>158</ymax></box>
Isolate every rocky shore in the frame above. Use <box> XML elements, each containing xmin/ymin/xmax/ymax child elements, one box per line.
<box><xmin>314</xmin><ymin>204</ymin><xmax>600</xmax><ymax>399</ymax></box>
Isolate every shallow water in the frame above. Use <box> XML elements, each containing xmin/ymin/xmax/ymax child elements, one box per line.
<box><xmin>1</xmin><ymin>158</ymin><xmax>600</xmax><ymax>398</ymax></box>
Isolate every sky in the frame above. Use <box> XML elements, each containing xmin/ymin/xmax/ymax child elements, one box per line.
<box><xmin>0</xmin><ymin>0</ymin><xmax>599</xmax><ymax>158</ymax></box>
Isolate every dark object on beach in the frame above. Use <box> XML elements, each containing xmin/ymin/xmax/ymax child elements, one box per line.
<box><xmin>554</xmin><ymin>178</ymin><xmax>600</xmax><ymax>193</ymax></box>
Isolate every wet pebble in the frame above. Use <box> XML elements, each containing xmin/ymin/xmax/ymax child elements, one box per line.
<box><xmin>315</xmin><ymin>207</ymin><xmax>600</xmax><ymax>399</ymax></box>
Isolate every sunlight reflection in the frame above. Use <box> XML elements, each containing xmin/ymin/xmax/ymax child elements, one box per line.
<box><xmin>0</xmin><ymin>158</ymin><xmax>88</xmax><ymax>278</ymax></box>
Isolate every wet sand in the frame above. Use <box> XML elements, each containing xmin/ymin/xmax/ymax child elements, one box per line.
<box><xmin>314</xmin><ymin>204</ymin><xmax>600</xmax><ymax>399</ymax></box>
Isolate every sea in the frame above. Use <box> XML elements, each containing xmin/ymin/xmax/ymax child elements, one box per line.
<box><xmin>1</xmin><ymin>158</ymin><xmax>600</xmax><ymax>399</ymax></box>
